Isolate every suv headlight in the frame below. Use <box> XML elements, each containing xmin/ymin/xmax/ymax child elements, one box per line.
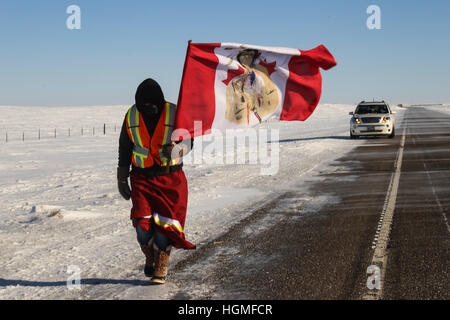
<box><xmin>381</xmin><ymin>116</ymin><xmax>391</xmax><ymax>123</ymax></box>
<box><xmin>355</xmin><ymin>118</ymin><xmax>361</xmax><ymax>124</ymax></box>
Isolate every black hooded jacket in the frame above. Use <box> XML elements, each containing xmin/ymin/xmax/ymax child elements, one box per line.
<box><xmin>118</xmin><ymin>79</ymin><xmax>193</xmax><ymax>176</ymax></box>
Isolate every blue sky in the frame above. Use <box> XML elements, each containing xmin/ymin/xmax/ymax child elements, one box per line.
<box><xmin>0</xmin><ymin>0</ymin><xmax>449</xmax><ymax>106</ymax></box>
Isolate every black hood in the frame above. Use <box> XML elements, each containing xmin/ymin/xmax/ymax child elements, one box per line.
<box><xmin>135</xmin><ymin>78</ymin><xmax>165</xmax><ymax>115</ymax></box>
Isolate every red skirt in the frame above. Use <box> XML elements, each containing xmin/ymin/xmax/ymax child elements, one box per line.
<box><xmin>130</xmin><ymin>169</ymin><xmax>195</xmax><ymax>250</ymax></box>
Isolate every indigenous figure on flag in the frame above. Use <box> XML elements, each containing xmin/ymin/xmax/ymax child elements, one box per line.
<box><xmin>117</xmin><ymin>79</ymin><xmax>195</xmax><ymax>285</ymax></box>
<box><xmin>225</xmin><ymin>48</ymin><xmax>279</xmax><ymax>125</ymax></box>
<box><xmin>174</xmin><ymin>42</ymin><xmax>337</xmax><ymax>140</ymax></box>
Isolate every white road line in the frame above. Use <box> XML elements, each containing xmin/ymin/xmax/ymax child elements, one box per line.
<box><xmin>362</xmin><ymin>125</ymin><xmax>407</xmax><ymax>300</ymax></box>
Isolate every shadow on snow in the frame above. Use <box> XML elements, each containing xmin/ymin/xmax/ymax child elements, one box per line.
<box><xmin>0</xmin><ymin>278</ymin><xmax>150</xmax><ymax>287</ymax></box>
<box><xmin>268</xmin><ymin>135</ymin><xmax>350</xmax><ymax>144</ymax></box>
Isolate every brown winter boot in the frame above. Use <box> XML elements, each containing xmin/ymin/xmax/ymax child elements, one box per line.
<box><xmin>139</xmin><ymin>239</ymin><xmax>155</xmax><ymax>277</ymax></box>
<box><xmin>150</xmin><ymin>243</ymin><xmax>172</xmax><ymax>285</ymax></box>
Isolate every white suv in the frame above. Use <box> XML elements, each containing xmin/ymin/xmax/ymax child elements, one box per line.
<box><xmin>349</xmin><ymin>101</ymin><xmax>396</xmax><ymax>139</ymax></box>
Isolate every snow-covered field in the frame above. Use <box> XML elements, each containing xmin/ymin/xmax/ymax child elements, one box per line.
<box><xmin>418</xmin><ymin>104</ymin><xmax>450</xmax><ymax>114</ymax></box>
<box><xmin>0</xmin><ymin>103</ymin><xmax>407</xmax><ymax>299</ymax></box>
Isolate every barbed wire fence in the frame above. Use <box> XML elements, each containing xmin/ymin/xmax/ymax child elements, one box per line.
<box><xmin>1</xmin><ymin>123</ymin><xmax>120</xmax><ymax>144</ymax></box>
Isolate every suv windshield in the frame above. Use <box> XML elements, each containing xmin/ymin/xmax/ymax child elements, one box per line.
<box><xmin>355</xmin><ymin>105</ymin><xmax>389</xmax><ymax>114</ymax></box>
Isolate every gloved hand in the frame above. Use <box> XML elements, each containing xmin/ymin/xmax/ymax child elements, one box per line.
<box><xmin>162</xmin><ymin>142</ymin><xmax>188</xmax><ymax>158</ymax></box>
<box><xmin>162</xmin><ymin>142</ymin><xmax>176</xmax><ymax>158</ymax></box>
<box><xmin>117</xmin><ymin>167</ymin><xmax>131</xmax><ymax>200</ymax></box>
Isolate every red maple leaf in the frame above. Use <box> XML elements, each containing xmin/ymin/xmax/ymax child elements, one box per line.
<box><xmin>258</xmin><ymin>59</ymin><xmax>277</xmax><ymax>76</ymax></box>
<box><xmin>222</xmin><ymin>65</ymin><xmax>245</xmax><ymax>86</ymax></box>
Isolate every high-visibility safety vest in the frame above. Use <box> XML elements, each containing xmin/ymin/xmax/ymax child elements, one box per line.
<box><xmin>125</xmin><ymin>102</ymin><xmax>181</xmax><ymax>168</ymax></box>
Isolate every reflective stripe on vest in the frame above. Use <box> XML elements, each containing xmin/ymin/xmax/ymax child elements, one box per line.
<box><xmin>127</xmin><ymin>106</ymin><xmax>145</xmax><ymax>150</ymax></box>
<box><xmin>126</xmin><ymin>105</ymin><xmax>150</xmax><ymax>168</ymax></box>
<box><xmin>159</xmin><ymin>103</ymin><xmax>179</xmax><ymax>166</ymax></box>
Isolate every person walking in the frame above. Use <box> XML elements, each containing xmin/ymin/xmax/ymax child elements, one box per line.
<box><xmin>117</xmin><ymin>78</ymin><xmax>195</xmax><ymax>285</ymax></box>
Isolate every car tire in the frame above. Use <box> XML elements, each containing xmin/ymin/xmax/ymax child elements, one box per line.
<box><xmin>350</xmin><ymin>132</ymin><xmax>358</xmax><ymax>139</ymax></box>
<box><xmin>388</xmin><ymin>127</ymin><xmax>395</xmax><ymax>139</ymax></box>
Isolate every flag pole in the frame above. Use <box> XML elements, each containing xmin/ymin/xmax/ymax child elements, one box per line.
<box><xmin>165</xmin><ymin>39</ymin><xmax>192</xmax><ymax>174</ymax></box>
<box><xmin>174</xmin><ymin>39</ymin><xmax>192</xmax><ymax>139</ymax></box>
<box><xmin>177</xmin><ymin>39</ymin><xmax>192</xmax><ymax>109</ymax></box>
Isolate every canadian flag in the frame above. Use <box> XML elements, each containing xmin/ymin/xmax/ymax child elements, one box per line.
<box><xmin>174</xmin><ymin>42</ymin><xmax>337</xmax><ymax>140</ymax></box>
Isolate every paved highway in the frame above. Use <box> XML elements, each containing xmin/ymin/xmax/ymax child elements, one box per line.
<box><xmin>170</xmin><ymin>106</ymin><xmax>449</xmax><ymax>300</ymax></box>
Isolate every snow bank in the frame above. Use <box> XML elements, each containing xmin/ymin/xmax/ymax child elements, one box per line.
<box><xmin>412</xmin><ymin>104</ymin><xmax>450</xmax><ymax>115</ymax></box>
